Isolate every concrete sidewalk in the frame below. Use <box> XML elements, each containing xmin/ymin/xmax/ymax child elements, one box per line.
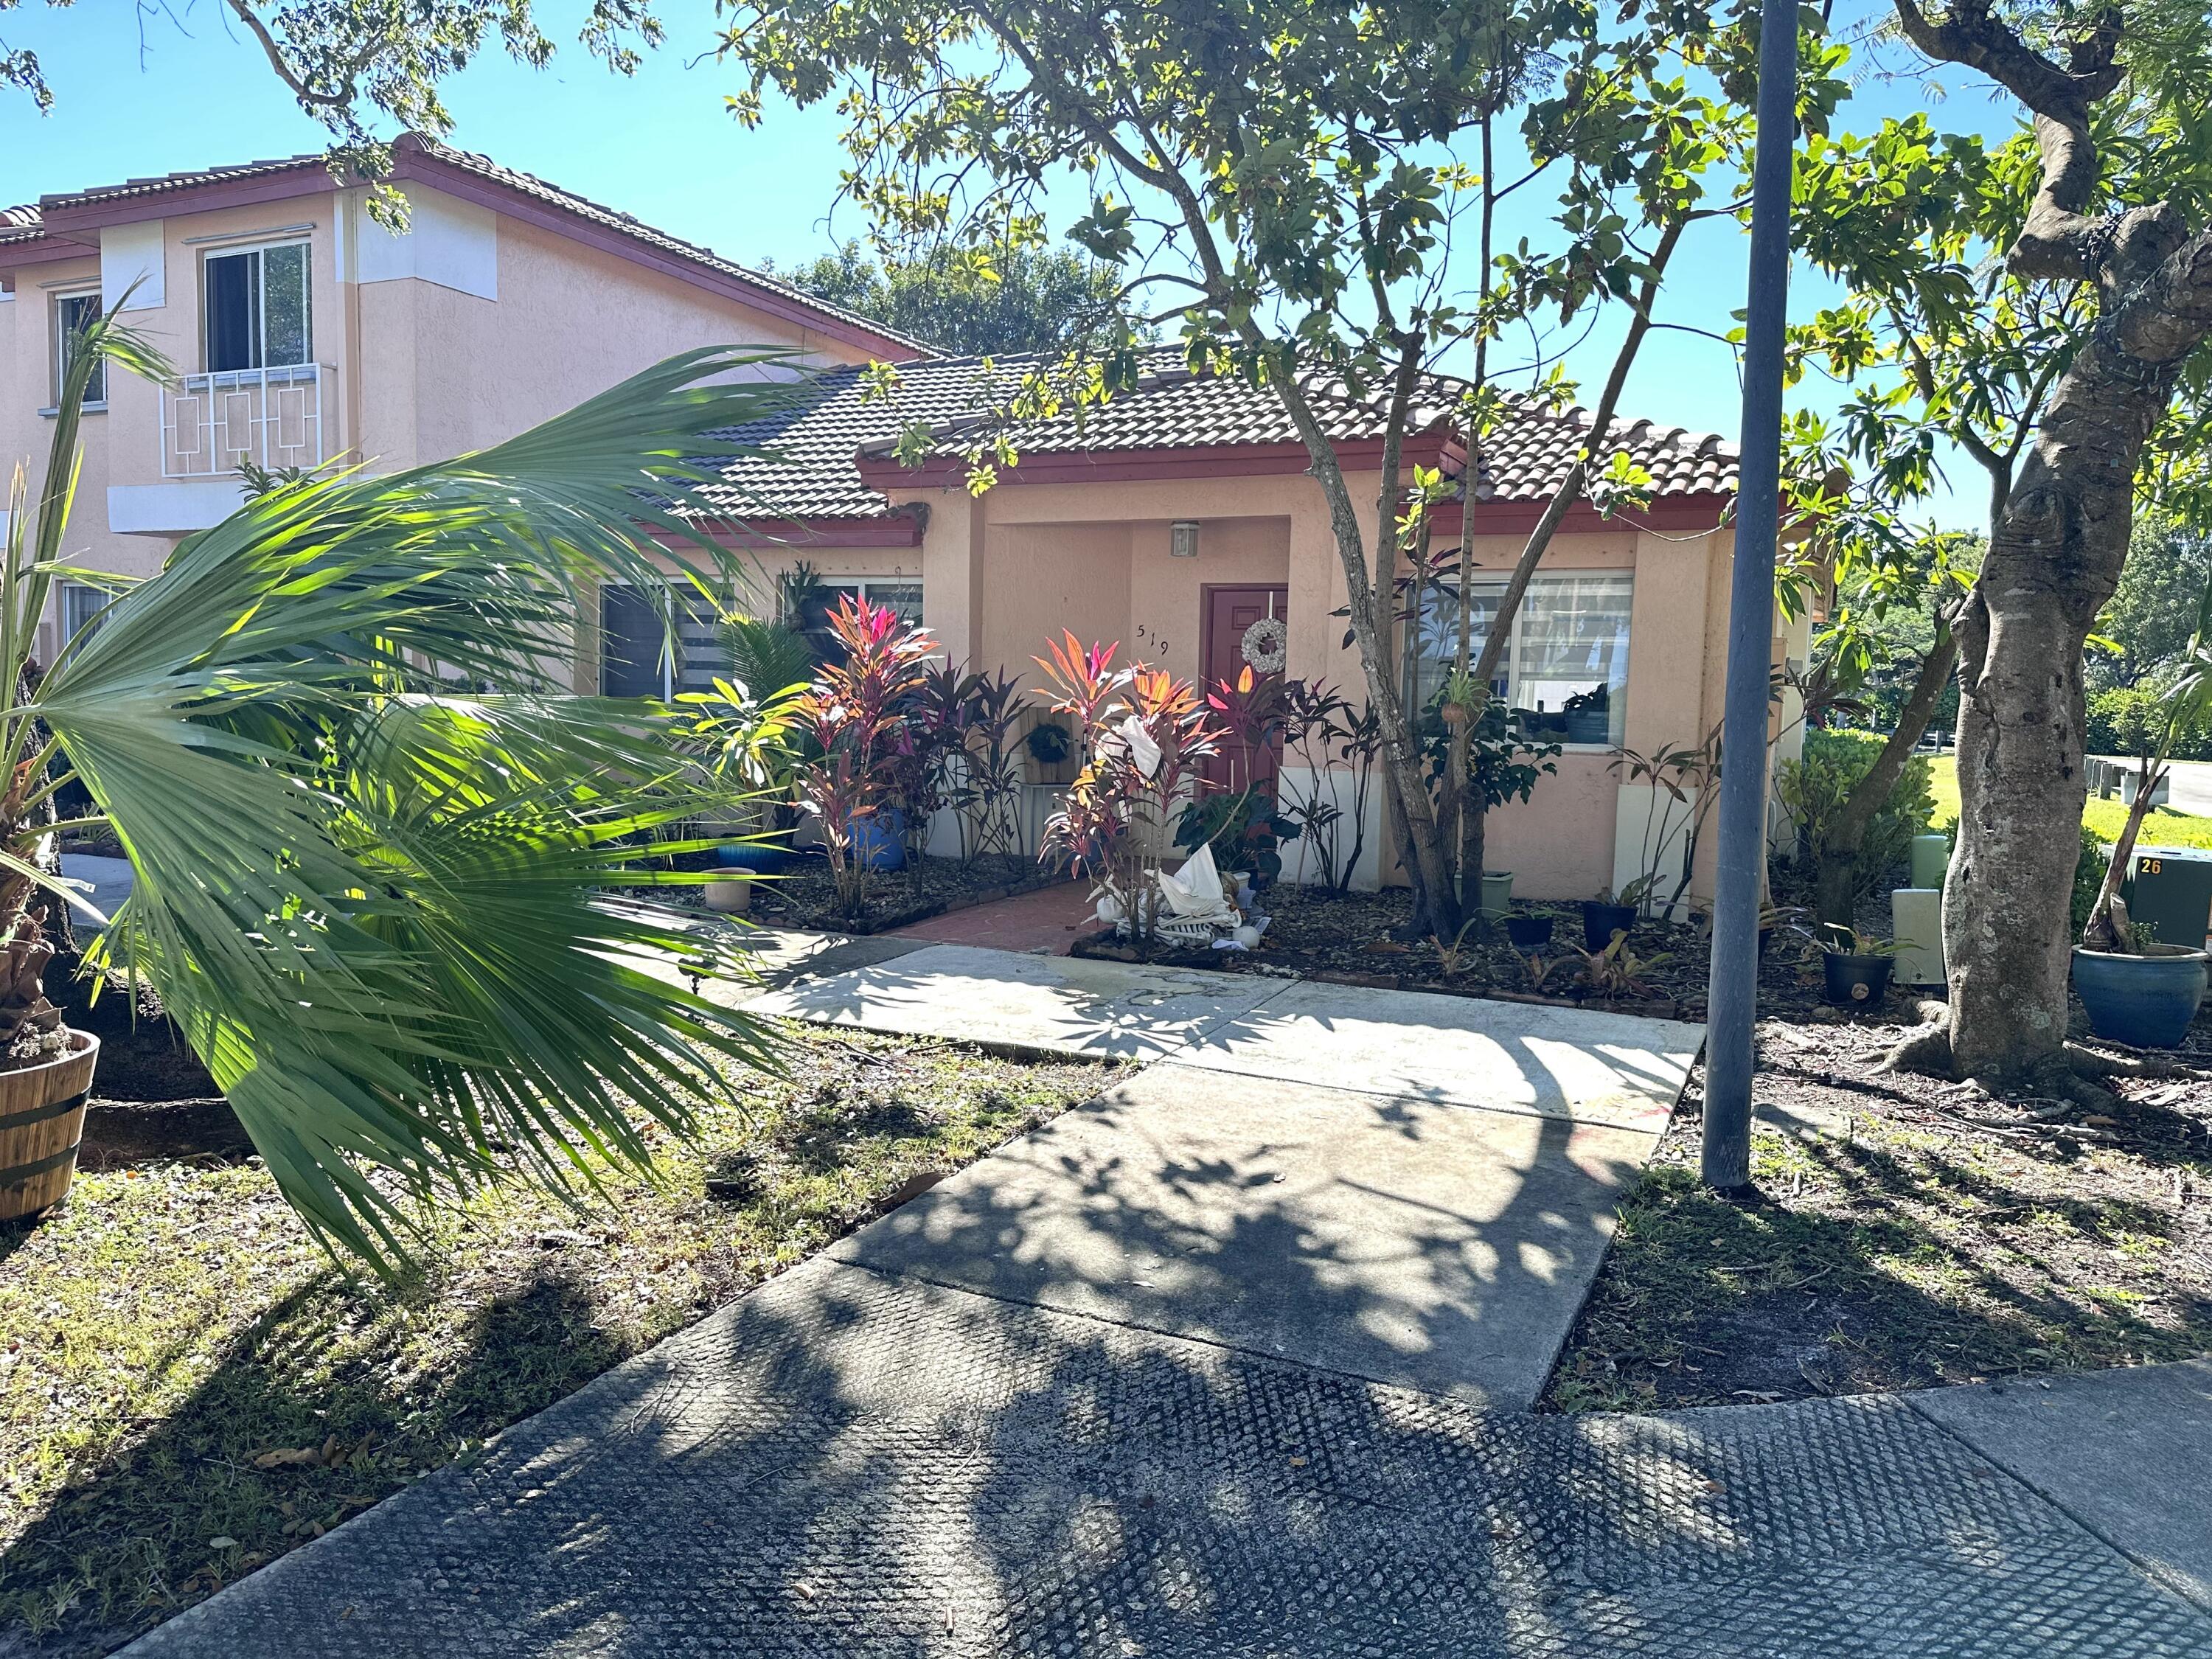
<box><xmin>115</xmin><ymin>945</ymin><xmax>2212</xmax><ymax>1655</ymax></box>
<box><xmin>748</xmin><ymin>944</ymin><xmax>1700</xmax><ymax>1403</ymax></box>
<box><xmin>123</xmin><ymin>1256</ymin><xmax>2212</xmax><ymax>1657</ymax></box>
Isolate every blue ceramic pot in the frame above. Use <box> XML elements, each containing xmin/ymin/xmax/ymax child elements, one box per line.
<box><xmin>715</xmin><ymin>841</ymin><xmax>788</xmax><ymax>873</ymax></box>
<box><xmin>2072</xmin><ymin>947</ymin><xmax>2208</xmax><ymax>1049</ymax></box>
<box><xmin>847</xmin><ymin>807</ymin><xmax>908</xmax><ymax>871</ymax></box>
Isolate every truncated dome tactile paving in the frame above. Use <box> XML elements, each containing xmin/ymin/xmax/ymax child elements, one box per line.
<box><xmin>123</xmin><ymin>1259</ymin><xmax>2212</xmax><ymax>1658</ymax></box>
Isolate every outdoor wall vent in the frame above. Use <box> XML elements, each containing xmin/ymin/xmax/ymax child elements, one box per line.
<box><xmin>1170</xmin><ymin>521</ymin><xmax>1201</xmax><ymax>558</ymax></box>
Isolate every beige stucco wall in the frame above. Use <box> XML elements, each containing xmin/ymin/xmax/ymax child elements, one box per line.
<box><xmin>866</xmin><ymin>464</ymin><xmax>1775</xmax><ymax>904</ymax></box>
<box><xmin>4</xmin><ymin>178</ymin><xmax>886</xmax><ymax>665</ymax></box>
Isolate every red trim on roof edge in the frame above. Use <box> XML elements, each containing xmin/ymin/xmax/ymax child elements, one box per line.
<box><xmin>36</xmin><ymin>164</ymin><xmax>333</xmax><ymax>236</ymax></box>
<box><xmin>855</xmin><ymin>433</ymin><xmax>1458</xmax><ymax>492</ymax></box>
<box><xmin>392</xmin><ymin>150</ymin><xmax>930</xmax><ymax>363</ymax></box>
<box><xmin>0</xmin><ymin>236</ymin><xmax>100</xmax><ymax>276</ymax></box>
<box><xmin>652</xmin><ymin>514</ymin><xmax>928</xmax><ymax>552</ymax></box>
<box><xmin>1433</xmin><ymin>495</ymin><xmax>1735</xmax><ymax>538</ymax></box>
<box><xmin>19</xmin><ymin>150</ymin><xmax>928</xmax><ymax>362</ymax></box>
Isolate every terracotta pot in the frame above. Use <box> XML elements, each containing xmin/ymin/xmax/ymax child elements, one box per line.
<box><xmin>0</xmin><ymin>1031</ymin><xmax>102</xmax><ymax>1221</ymax></box>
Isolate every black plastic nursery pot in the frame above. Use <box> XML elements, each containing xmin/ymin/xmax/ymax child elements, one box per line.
<box><xmin>1582</xmin><ymin>901</ymin><xmax>1636</xmax><ymax>953</ymax></box>
<box><xmin>1822</xmin><ymin>951</ymin><xmax>1893</xmax><ymax>1008</ymax></box>
<box><xmin>1504</xmin><ymin>913</ymin><xmax>1555</xmax><ymax>951</ymax></box>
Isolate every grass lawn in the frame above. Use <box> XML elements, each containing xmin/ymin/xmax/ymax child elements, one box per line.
<box><xmin>0</xmin><ymin>1024</ymin><xmax>1119</xmax><ymax>1657</ymax></box>
<box><xmin>1927</xmin><ymin>754</ymin><xmax>2212</xmax><ymax>849</ymax></box>
<box><xmin>1545</xmin><ymin>1016</ymin><xmax>2212</xmax><ymax>1413</ymax></box>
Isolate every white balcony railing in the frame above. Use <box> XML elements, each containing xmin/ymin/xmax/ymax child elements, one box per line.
<box><xmin>160</xmin><ymin>364</ymin><xmax>331</xmax><ymax>479</ymax></box>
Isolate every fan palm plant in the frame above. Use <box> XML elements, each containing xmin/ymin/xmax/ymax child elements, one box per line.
<box><xmin>1</xmin><ymin>302</ymin><xmax>811</xmax><ymax>1269</ymax></box>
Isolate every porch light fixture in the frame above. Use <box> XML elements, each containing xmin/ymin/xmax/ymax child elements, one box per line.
<box><xmin>1170</xmin><ymin>521</ymin><xmax>1201</xmax><ymax>558</ymax></box>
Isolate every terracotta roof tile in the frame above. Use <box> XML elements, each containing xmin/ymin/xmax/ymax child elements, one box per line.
<box><xmin>698</xmin><ymin>349</ymin><xmax>1738</xmax><ymax>524</ymax></box>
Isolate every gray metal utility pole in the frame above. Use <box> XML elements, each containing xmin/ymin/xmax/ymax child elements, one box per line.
<box><xmin>1702</xmin><ymin>0</ymin><xmax>1797</xmax><ymax>1195</ymax></box>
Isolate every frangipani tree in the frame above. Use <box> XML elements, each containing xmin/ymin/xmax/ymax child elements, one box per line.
<box><xmin>717</xmin><ymin>0</ymin><xmax>1843</xmax><ymax>933</ymax></box>
<box><xmin>8</xmin><ymin>308</ymin><xmax>804</xmax><ymax>1268</ymax></box>
<box><xmin>1809</xmin><ymin>0</ymin><xmax>2212</xmax><ymax>1085</ymax></box>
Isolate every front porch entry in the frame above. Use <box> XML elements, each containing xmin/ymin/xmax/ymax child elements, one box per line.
<box><xmin>1200</xmin><ymin>582</ymin><xmax>1289</xmax><ymax>790</ymax></box>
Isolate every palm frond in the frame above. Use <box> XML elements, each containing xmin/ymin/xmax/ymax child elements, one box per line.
<box><xmin>29</xmin><ymin>348</ymin><xmax>813</xmax><ymax>1270</ymax></box>
<box><xmin>721</xmin><ymin>613</ymin><xmax>819</xmax><ymax>703</ymax></box>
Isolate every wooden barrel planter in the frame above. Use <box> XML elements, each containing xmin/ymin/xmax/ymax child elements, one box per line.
<box><xmin>0</xmin><ymin>1032</ymin><xmax>101</xmax><ymax>1221</ymax></box>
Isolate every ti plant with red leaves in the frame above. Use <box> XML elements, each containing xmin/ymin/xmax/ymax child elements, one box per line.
<box><xmin>944</xmin><ymin>667</ymin><xmax>1029</xmax><ymax>863</ymax></box>
<box><xmin>1175</xmin><ymin>664</ymin><xmax>1299</xmax><ymax>886</ymax></box>
<box><xmin>1034</xmin><ymin>631</ymin><xmax>1224</xmax><ymax>945</ymax></box>
<box><xmin>793</xmin><ymin>596</ymin><xmax>937</xmax><ymax>914</ymax></box>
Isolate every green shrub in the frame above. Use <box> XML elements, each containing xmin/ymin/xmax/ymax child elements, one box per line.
<box><xmin>2086</xmin><ymin>686</ymin><xmax>2163</xmax><ymax>762</ymax></box>
<box><xmin>1775</xmin><ymin>729</ymin><xmax>1938</xmax><ymax>901</ymax></box>
<box><xmin>2073</xmin><ymin>824</ymin><xmax>2104</xmax><ymax>932</ymax></box>
<box><xmin>2087</xmin><ymin>683</ymin><xmax>2212</xmax><ymax>762</ymax></box>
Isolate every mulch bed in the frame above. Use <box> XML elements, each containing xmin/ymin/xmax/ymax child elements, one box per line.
<box><xmin>746</xmin><ymin>852</ymin><xmax>1066</xmax><ymax>934</ymax></box>
<box><xmin>1543</xmin><ymin>1009</ymin><xmax>2212</xmax><ymax>1412</ymax></box>
<box><xmin>1074</xmin><ymin>885</ymin><xmax>1866</xmax><ymax>1026</ymax></box>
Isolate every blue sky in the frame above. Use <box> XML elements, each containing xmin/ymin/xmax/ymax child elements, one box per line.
<box><xmin>5</xmin><ymin>2</ymin><xmax>2020</xmax><ymax>525</ymax></box>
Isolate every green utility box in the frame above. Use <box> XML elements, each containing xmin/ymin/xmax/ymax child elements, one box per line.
<box><xmin>2124</xmin><ymin>845</ymin><xmax>2212</xmax><ymax>951</ymax></box>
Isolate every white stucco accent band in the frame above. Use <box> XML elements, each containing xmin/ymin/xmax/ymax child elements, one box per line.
<box><xmin>108</xmin><ymin>480</ymin><xmax>247</xmax><ymax>536</ymax></box>
<box><xmin>342</xmin><ymin>184</ymin><xmax>498</xmax><ymax>300</ymax></box>
<box><xmin>100</xmin><ymin>220</ymin><xmax>166</xmax><ymax>310</ymax></box>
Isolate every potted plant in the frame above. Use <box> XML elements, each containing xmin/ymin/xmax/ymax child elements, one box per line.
<box><xmin>1820</xmin><ymin>926</ymin><xmax>1896</xmax><ymax>1007</ymax></box>
<box><xmin>789</xmin><ymin>597</ymin><xmax>937</xmax><ymax>913</ymax></box>
<box><xmin>678</xmin><ymin>647</ymin><xmax>808</xmax><ymax>908</ymax></box>
<box><xmin>1504</xmin><ymin>909</ymin><xmax>1554</xmax><ymax>951</ymax></box>
<box><xmin>1609</xmin><ymin>735</ymin><xmax>1721</xmax><ymax>922</ymax></box>
<box><xmin>1582</xmin><ymin>885</ymin><xmax>1639</xmax><ymax>952</ymax></box>
<box><xmin>1428</xmin><ymin>684</ymin><xmax>1558</xmax><ymax>933</ymax></box>
<box><xmin>2073</xmin><ymin>577</ymin><xmax>2212</xmax><ymax>1046</ymax></box>
<box><xmin>705</xmin><ymin>612</ymin><xmax>818</xmax><ymax>874</ymax></box>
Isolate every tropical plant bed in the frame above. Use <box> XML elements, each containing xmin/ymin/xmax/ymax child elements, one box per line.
<box><xmin>0</xmin><ymin>1025</ymin><xmax>1119</xmax><ymax>1656</ymax></box>
<box><xmin>1070</xmin><ymin>886</ymin><xmax>1864</xmax><ymax>1025</ymax></box>
<box><xmin>745</xmin><ymin>851</ymin><xmax>1068</xmax><ymax>934</ymax></box>
<box><xmin>1543</xmin><ymin>1013</ymin><xmax>2212</xmax><ymax>1413</ymax></box>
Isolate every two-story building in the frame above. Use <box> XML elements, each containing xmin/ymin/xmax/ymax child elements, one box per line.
<box><xmin>0</xmin><ymin>133</ymin><xmax>928</xmax><ymax>664</ymax></box>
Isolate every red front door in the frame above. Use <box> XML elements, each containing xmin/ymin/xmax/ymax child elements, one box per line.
<box><xmin>1200</xmin><ymin>584</ymin><xmax>1290</xmax><ymax>794</ymax></box>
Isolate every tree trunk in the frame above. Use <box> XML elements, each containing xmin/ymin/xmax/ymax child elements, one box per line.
<box><xmin>1886</xmin><ymin>0</ymin><xmax>2212</xmax><ymax>1081</ymax></box>
<box><xmin>1812</xmin><ymin>622</ymin><xmax>1957</xmax><ymax>932</ymax></box>
<box><xmin>1941</xmin><ymin>331</ymin><xmax>2188</xmax><ymax>1074</ymax></box>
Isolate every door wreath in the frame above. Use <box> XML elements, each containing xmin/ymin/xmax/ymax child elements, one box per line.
<box><xmin>1239</xmin><ymin>615</ymin><xmax>1288</xmax><ymax>674</ymax></box>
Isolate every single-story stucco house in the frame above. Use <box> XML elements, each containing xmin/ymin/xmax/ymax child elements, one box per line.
<box><xmin>597</xmin><ymin>349</ymin><xmax>1804</xmax><ymax>903</ymax></box>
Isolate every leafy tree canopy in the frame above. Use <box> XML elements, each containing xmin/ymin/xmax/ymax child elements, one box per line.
<box><xmin>762</xmin><ymin>239</ymin><xmax>1148</xmax><ymax>356</ymax></box>
<box><xmin>2090</xmin><ymin>512</ymin><xmax>2212</xmax><ymax>692</ymax></box>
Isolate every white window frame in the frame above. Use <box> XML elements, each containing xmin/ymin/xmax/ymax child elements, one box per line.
<box><xmin>200</xmin><ymin>238</ymin><xmax>313</xmax><ymax>374</ymax></box>
<box><xmin>598</xmin><ymin>582</ymin><xmax>730</xmax><ymax>699</ymax></box>
<box><xmin>51</xmin><ymin>288</ymin><xmax>105</xmax><ymax>408</ymax></box>
<box><xmin>1405</xmin><ymin>571</ymin><xmax>1633</xmax><ymax>752</ymax></box>
<box><xmin>818</xmin><ymin>578</ymin><xmax>923</xmax><ymax>626</ymax></box>
<box><xmin>56</xmin><ymin>580</ymin><xmax>111</xmax><ymax>660</ymax></box>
